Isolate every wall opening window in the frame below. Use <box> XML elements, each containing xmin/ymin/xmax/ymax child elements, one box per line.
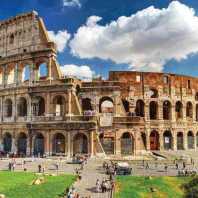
<box><xmin>187</xmin><ymin>80</ymin><xmax>191</xmax><ymax>89</ymax></box>
<box><xmin>163</xmin><ymin>76</ymin><xmax>169</xmax><ymax>84</ymax></box>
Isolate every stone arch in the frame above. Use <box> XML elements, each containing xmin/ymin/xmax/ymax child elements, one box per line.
<box><xmin>17</xmin><ymin>133</ymin><xmax>27</xmax><ymax>155</ymax></box>
<box><xmin>177</xmin><ymin>132</ymin><xmax>184</xmax><ymax>150</ymax></box>
<box><xmin>121</xmin><ymin>132</ymin><xmax>134</xmax><ymax>155</ymax></box>
<box><xmin>187</xmin><ymin>131</ymin><xmax>194</xmax><ymax>149</ymax></box>
<box><xmin>135</xmin><ymin>100</ymin><xmax>144</xmax><ymax>117</ymax></box>
<box><xmin>17</xmin><ymin>97</ymin><xmax>27</xmax><ymax>117</ymax></box>
<box><xmin>73</xmin><ymin>133</ymin><xmax>88</xmax><ymax>154</ymax></box>
<box><xmin>149</xmin><ymin>101</ymin><xmax>158</xmax><ymax>120</ymax></box>
<box><xmin>99</xmin><ymin>133</ymin><xmax>114</xmax><ymax>155</ymax></box>
<box><xmin>4</xmin><ymin>98</ymin><xmax>13</xmax><ymax>117</ymax></box>
<box><xmin>186</xmin><ymin>102</ymin><xmax>193</xmax><ymax>118</ymax></box>
<box><xmin>33</xmin><ymin>133</ymin><xmax>44</xmax><ymax>156</ymax></box>
<box><xmin>150</xmin><ymin>130</ymin><xmax>159</xmax><ymax>150</ymax></box>
<box><xmin>9</xmin><ymin>33</ymin><xmax>14</xmax><ymax>44</ymax></box>
<box><xmin>32</xmin><ymin>96</ymin><xmax>45</xmax><ymax>116</ymax></box>
<box><xmin>99</xmin><ymin>96</ymin><xmax>114</xmax><ymax>113</ymax></box>
<box><xmin>163</xmin><ymin>100</ymin><xmax>171</xmax><ymax>120</ymax></box>
<box><xmin>52</xmin><ymin>133</ymin><xmax>65</xmax><ymax>155</ymax></box>
<box><xmin>53</xmin><ymin>95</ymin><xmax>65</xmax><ymax>116</ymax></box>
<box><xmin>163</xmin><ymin>130</ymin><xmax>173</xmax><ymax>150</ymax></box>
<box><xmin>38</xmin><ymin>62</ymin><xmax>48</xmax><ymax>80</ymax></box>
<box><xmin>22</xmin><ymin>65</ymin><xmax>31</xmax><ymax>82</ymax></box>
<box><xmin>175</xmin><ymin>101</ymin><xmax>183</xmax><ymax>119</ymax></box>
<box><xmin>122</xmin><ymin>99</ymin><xmax>130</xmax><ymax>113</ymax></box>
<box><xmin>82</xmin><ymin>98</ymin><xmax>93</xmax><ymax>112</ymax></box>
<box><xmin>3</xmin><ymin>132</ymin><xmax>12</xmax><ymax>153</ymax></box>
<box><xmin>7</xmin><ymin>65</ymin><xmax>15</xmax><ymax>84</ymax></box>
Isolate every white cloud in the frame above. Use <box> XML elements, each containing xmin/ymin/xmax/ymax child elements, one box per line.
<box><xmin>60</xmin><ymin>64</ymin><xmax>94</xmax><ymax>81</ymax></box>
<box><xmin>70</xmin><ymin>1</ymin><xmax>198</xmax><ymax>71</ymax></box>
<box><xmin>63</xmin><ymin>0</ymin><xmax>81</xmax><ymax>8</ymax></box>
<box><xmin>48</xmin><ymin>30</ymin><xmax>71</xmax><ymax>53</ymax></box>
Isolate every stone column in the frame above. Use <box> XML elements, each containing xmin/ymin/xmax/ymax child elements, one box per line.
<box><xmin>0</xmin><ymin>130</ymin><xmax>3</xmax><ymax>151</ymax></box>
<box><xmin>47</xmin><ymin>57</ymin><xmax>52</xmax><ymax>82</ymax></box>
<box><xmin>184</xmin><ymin>131</ymin><xmax>188</xmax><ymax>150</ymax></box>
<box><xmin>90</xmin><ymin>131</ymin><xmax>94</xmax><ymax>157</ymax></box>
<box><xmin>68</xmin><ymin>90</ymin><xmax>72</xmax><ymax>115</ymax></box>
<box><xmin>115</xmin><ymin>131</ymin><xmax>121</xmax><ymax>155</ymax></box>
<box><xmin>26</xmin><ymin>136</ymin><xmax>31</xmax><ymax>156</ymax></box>
<box><xmin>158</xmin><ymin>101</ymin><xmax>163</xmax><ymax>120</ymax></box>
<box><xmin>173</xmin><ymin>131</ymin><xmax>177</xmax><ymax>151</ymax></box>
<box><xmin>144</xmin><ymin>102</ymin><xmax>150</xmax><ymax>121</ymax></box>
<box><xmin>67</xmin><ymin>132</ymin><xmax>71</xmax><ymax>158</ymax></box>
<box><xmin>45</xmin><ymin>132</ymin><xmax>50</xmax><ymax>156</ymax></box>
<box><xmin>45</xmin><ymin>93</ymin><xmax>51</xmax><ymax>116</ymax></box>
<box><xmin>159</xmin><ymin>131</ymin><xmax>164</xmax><ymax>151</ymax></box>
<box><xmin>171</xmin><ymin>104</ymin><xmax>176</xmax><ymax>122</ymax></box>
<box><xmin>146</xmin><ymin>130</ymin><xmax>150</xmax><ymax>151</ymax></box>
<box><xmin>11</xmin><ymin>133</ymin><xmax>17</xmax><ymax>154</ymax></box>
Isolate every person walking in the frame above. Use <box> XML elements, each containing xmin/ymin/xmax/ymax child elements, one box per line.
<box><xmin>96</xmin><ymin>179</ymin><xmax>100</xmax><ymax>193</ymax></box>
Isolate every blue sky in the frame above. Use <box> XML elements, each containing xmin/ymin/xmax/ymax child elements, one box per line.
<box><xmin>1</xmin><ymin>0</ymin><xmax>198</xmax><ymax>79</ymax></box>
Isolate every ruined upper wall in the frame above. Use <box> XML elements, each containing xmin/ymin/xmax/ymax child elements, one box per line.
<box><xmin>109</xmin><ymin>71</ymin><xmax>198</xmax><ymax>91</ymax></box>
<box><xmin>0</xmin><ymin>11</ymin><xmax>55</xmax><ymax>59</ymax></box>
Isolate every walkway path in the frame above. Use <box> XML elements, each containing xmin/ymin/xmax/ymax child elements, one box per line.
<box><xmin>73</xmin><ymin>158</ymin><xmax>111</xmax><ymax>198</ymax></box>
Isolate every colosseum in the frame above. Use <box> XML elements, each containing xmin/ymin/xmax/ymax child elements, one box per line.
<box><xmin>0</xmin><ymin>11</ymin><xmax>197</xmax><ymax>158</ymax></box>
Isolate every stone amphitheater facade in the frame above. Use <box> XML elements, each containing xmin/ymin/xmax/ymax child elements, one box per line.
<box><xmin>0</xmin><ymin>11</ymin><xmax>197</xmax><ymax>157</ymax></box>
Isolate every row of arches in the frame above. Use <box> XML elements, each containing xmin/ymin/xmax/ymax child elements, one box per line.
<box><xmin>3</xmin><ymin>95</ymin><xmax>67</xmax><ymax>118</ymax></box>
<box><xmin>150</xmin><ymin>130</ymin><xmax>198</xmax><ymax>150</ymax></box>
<box><xmin>2</xmin><ymin>132</ymin><xmax>89</xmax><ymax>156</ymax></box>
<box><xmin>0</xmin><ymin>62</ymin><xmax>48</xmax><ymax>85</ymax></box>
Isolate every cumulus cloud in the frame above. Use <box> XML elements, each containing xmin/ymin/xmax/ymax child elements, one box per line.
<box><xmin>60</xmin><ymin>64</ymin><xmax>94</xmax><ymax>80</ymax></box>
<box><xmin>48</xmin><ymin>30</ymin><xmax>71</xmax><ymax>52</ymax></box>
<box><xmin>63</xmin><ymin>0</ymin><xmax>81</xmax><ymax>8</ymax></box>
<box><xmin>70</xmin><ymin>1</ymin><xmax>198</xmax><ymax>71</ymax></box>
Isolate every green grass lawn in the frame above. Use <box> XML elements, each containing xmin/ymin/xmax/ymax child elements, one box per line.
<box><xmin>115</xmin><ymin>176</ymin><xmax>191</xmax><ymax>198</ymax></box>
<box><xmin>0</xmin><ymin>171</ymin><xmax>76</xmax><ymax>198</ymax></box>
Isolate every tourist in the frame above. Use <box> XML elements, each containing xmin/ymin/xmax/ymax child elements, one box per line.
<box><xmin>8</xmin><ymin>162</ymin><xmax>12</xmax><ymax>171</ymax></box>
<box><xmin>183</xmin><ymin>162</ymin><xmax>186</xmax><ymax>169</ymax></box>
<box><xmin>38</xmin><ymin>164</ymin><xmax>42</xmax><ymax>173</ymax></box>
<box><xmin>145</xmin><ymin>162</ymin><xmax>149</xmax><ymax>169</ymax></box>
<box><xmin>101</xmin><ymin>178</ymin><xmax>106</xmax><ymax>193</ymax></box>
<box><xmin>175</xmin><ymin>163</ymin><xmax>179</xmax><ymax>170</ymax></box>
<box><xmin>96</xmin><ymin>179</ymin><xmax>100</xmax><ymax>193</ymax></box>
<box><xmin>164</xmin><ymin>164</ymin><xmax>168</xmax><ymax>172</ymax></box>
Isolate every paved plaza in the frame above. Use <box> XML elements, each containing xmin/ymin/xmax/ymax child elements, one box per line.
<box><xmin>0</xmin><ymin>151</ymin><xmax>198</xmax><ymax>197</ymax></box>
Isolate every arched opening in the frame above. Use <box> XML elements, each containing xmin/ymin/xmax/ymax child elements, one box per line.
<box><xmin>149</xmin><ymin>88</ymin><xmax>158</xmax><ymax>98</ymax></box>
<box><xmin>99</xmin><ymin>133</ymin><xmax>114</xmax><ymax>155</ymax></box>
<box><xmin>34</xmin><ymin>133</ymin><xmax>44</xmax><ymax>156</ymax></box>
<box><xmin>32</xmin><ymin>96</ymin><xmax>45</xmax><ymax>116</ymax></box>
<box><xmin>4</xmin><ymin>99</ymin><xmax>12</xmax><ymax>117</ymax></box>
<box><xmin>149</xmin><ymin>101</ymin><xmax>158</xmax><ymax>120</ymax></box>
<box><xmin>99</xmin><ymin>97</ymin><xmax>114</xmax><ymax>113</ymax></box>
<box><xmin>135</xmin><ymin>100</ymin><xmax>144</xmax><ymax>117</ymax></box>
<box><xmin>73</xmin><ymin>133</ymin><xmax>88</xmax><ymax>154</ymax></box>
<box><xmin>163</xmin><ymin>101</ymin><xmax>171</xmax><ymax>120</ymax></box>
<box><xmin>186</xmin><ymin>102</ymin><xmax>193</xmax><ymax>119</ymax></box>
<box><xmin>177</xmin><ymin>132</ymin><xmax>184</xmax><ymax>150</ymax></box>
<box><xmin>163</xmin><ymin>131</ymin><xmax>172</xmax><ymax>150</ymax></box>
<box><xmin>187</xmin><ymin>131</ymin><xmax>194</xmax><ymax>149</ymax></box>
<box><xmin>9</xmin><ymin>34</ymin><xmax>14</xmax><ymax>44</ymax></box>
<box><xmin>22</xmin><ymin>65</ymin><xmax>30</xmax><ymax>82</ymax></box>
<box><xmin>7</xmin><ymin>67</ymin><xmax>15</xmax><ymax>84</ymax></box>
<box><xmin>76</xmin><ymin>85</ymin><xmax>81</xmax><ymax>96</ymax></box>
<box><xmin>196</xmin><ymin>104</ymin><xmax>198</xmax><ymax>121</ymax></box>
<box><xmin>150</xmin><ymin>130</ymin><xmax>159</xmax><ymax>150</ymax></box>
<box><xmin>38</xmin><ymin>63</ymin><xmax>48</xmax><ymax>80</ymax></box>
<box><xmin>3</xmin><ymin>133</ymin><xmax>12</xmax><ymax>153</ymax></box>
<box><xmin>17</xmin><ymin>97</ymin><xmax>27</xmax><ymax>117</ymax></box>
<box><xmin>175</xmin><ymin>101</ymin><xmax>183</xmax><ymax>119</ymax></box>
<box><xmin>122</xmin><ymin>99</ymin><xmax>130</xmax><ymax>113</ymax></box>
<box><xmin>121</xmin><ymin>132</ymin><xmax>134</xmax><ymax>155</ymax></box>
<box><xmin>53</xmin><ymin>95</ymin><xmax>65</xmax><ymax>116</ymax></box>
<box><xmin>52</xmin><ymin>133</ymin><xmax>65</xmax><ymax>155</ymax></box>
<box><xmin>82</xmin><ymin>98</ymin><xmax>93</xmax><ymax>113</ymax></box>
<box><xmin>17</xmin><ymin>133</ymin><xmax>27</xmax><ymax>155</ymax></box>
<box><xmin>141</xmin><ymin>132</ymin><xmax>147</xmax><ymax>150</ymax></box>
